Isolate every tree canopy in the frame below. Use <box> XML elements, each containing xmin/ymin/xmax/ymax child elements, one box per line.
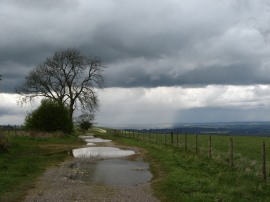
<box><xmin>16</xmin><ymin>49</ymin><xmax>105</xmax><ymax>119</ymax></box>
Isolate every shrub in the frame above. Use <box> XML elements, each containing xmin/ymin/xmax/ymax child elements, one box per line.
<box><xmin>79</xmin><ymin>121</ymin><xmax>92</xmax><ymax>131</ymax></box>
<box><xmin>24</xmin><ymin>99</ymin><xmax>73</xmax><ymax>134</ymax></box>
<box><xmin>76</xmin><ymin>113</ymin><xmax>94</xmax><ymax>131</ymax></box>
<box><xmin>0</xmin><ymin>134</ymin><xmax>10</xmax><ymax>152</ymax></box>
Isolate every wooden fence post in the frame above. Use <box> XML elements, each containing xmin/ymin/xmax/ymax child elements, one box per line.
<box><xmin>164</xmin><ymin>132</ymin><xmax>166</xmax><ymax>144</ymax></box>
<box><xmin>262</xmin><ymin>141</ymin><xmax>267</xmax><ymax>182</ymax></box>
<box><xmin>171</xmin><ymin>132</ymin><xmax>173</xmax><ymax>145</ymax></box>
<box><xmin>155</xmin><ymin>132</ymin><xmax>157</xmax><ymax>143</ymax></box>
<box><xmin>229</xmin><ymin>138</ymin><xmax>234</xmax><ymax>168</ymax></box>
<box><xmin>176</xmin><ymin>132</ymin><xmax>179</xmax><ymax>146</ymax></box>
<box><xmin>184</xmin><ymin>133</ymin><xmax>187</xmax><ymax>151</ymax></box>
<box><xmin>208</xmin><ymin>135</ymin><xmax>212</xmax><ymax>158</ymax></box>
<box><xmin>195</xmin><ymin>134</ymin><xmax>198</xmax><ymax>155</ymax></box>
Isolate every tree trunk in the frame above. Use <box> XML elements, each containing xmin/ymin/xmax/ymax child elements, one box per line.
<box><xmin>69</xmin><ymin>103</ymin><xmax>74</xmax><ymax>122</ymax></box>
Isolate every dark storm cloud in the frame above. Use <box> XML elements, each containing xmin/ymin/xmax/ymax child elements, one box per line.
<box><xmin>1</xmin><ymin>0</ymin><xmax>270</xmax><ymax>92</ymax></box>
<box><xmin>178</xmin><ymin>63</ymin><xmax>270</xmax><ymax>86</ymax></box>
<box><xmin>106</xmin><ymin>62</ymin><xmax>270</xmax><ymax>88</ymax></box>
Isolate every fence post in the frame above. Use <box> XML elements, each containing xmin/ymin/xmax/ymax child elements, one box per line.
<box><xmin>229</xmin><ymin>138</ymin><xmax>234</xmax><ymax>168</ymax></box>
<box><xmin>177</xmin><ymin>132</ymin><xmax>179</xmax><ymax>146</ymax></box>
<box><xmin>155</xmin><ymin>132</ymin><xmax>157</xmax><ymax>143</ymax></box>
<box><xmin>171</xmin><ymin>132</ymin><xmax>173</xmax><ymax>145</ymax></box>
<box><xmin>164</xmin><ymin>132</ymin><xmax>166</xmax><ymax>144</ymax></box>
<box><xmin>262</xmin><ymin>141</ymin><xmax>267</xmax><ymax>182</ymax></box>
<box><xmin>148</xmin><ymin>132</ymin><xmax>150</xmax><ymax>142</ymax></box>
<box><xmin>208</xmin><ymin>135</ymin><xmax>212</xmax><ymax>158</ymax></box>
<box><xmin>195</xmin><ymin>134</ymin><xmax>198</xmax><ymax>155</ymax></box>
<box><xmin>184</xmin><ymin>133</ymin><xmax>187</xmax><ymax>151</ymax></box>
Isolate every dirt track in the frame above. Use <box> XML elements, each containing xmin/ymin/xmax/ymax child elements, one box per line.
<box><xmin>24</xmin><ymin>137</ymin><xmax>159</xmax><ymax>202</ymax></box>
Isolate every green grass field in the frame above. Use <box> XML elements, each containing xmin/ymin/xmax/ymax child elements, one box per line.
<box><xmin>0</xmin><ymin>133</ymin><xmax>84</xmax><ymax>202</ymax></box>
<box><xmin>1</xmin><ymin>129</ymin><xmax>270</xmax><ymax>201</ymax></box>
<box><xmin>98</xmin><ymin>130</ymin><xmax>270</xmax><ymax>201</ymax></box>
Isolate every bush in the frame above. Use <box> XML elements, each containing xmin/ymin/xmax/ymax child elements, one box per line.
<box><xmin>0</xmin><ymin>134</ymin><xmax>10</xmax><ymax>152</ymax></box>
<box><xmin>76</xmin><ymin>113</ymin><xmax>94</xmax><ymax>131</ymax></box>
<box><xmin>24</xmin><ymin>99</ymin><xmax>73</xmax><ymax>134</ymax></box>
<box><xmin>79</xmin><ymin>121</ymin><xmax>92</xmax><ymax>131</ymax></box>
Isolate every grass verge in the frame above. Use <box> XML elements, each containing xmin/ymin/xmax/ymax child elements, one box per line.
<box><xmin>0</xmin><ymin>134</ymin><xmax>84</xmax><ymax>202</ymax></box>
<box><xmin>96</xmin><ymin>130</ymin><xmax>270</xmax><ymax>202</ymax></box>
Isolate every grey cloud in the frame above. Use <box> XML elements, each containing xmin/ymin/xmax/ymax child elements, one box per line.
<box><xmin>105</xmin><ymin>62</ymin><xmax>270</xmax><ymax>88</ymax></box>
<box><xmin>0</xmin><ymin>62</ymin><xmax>33</xmax><ymax>93</ymax></box>
<box><xmin>175</xmin><ymin>107</ymin><xmax>270</xmax><ymax>123</ymax></box>
<box><xmin>175</xmin><ymin>63</ymin><xmax>270</xmax><ymax>86</ymax></box>
<box><xmin>1</xmin><ymin>0</ymin><xmax>270</xmax><ymax>92</ymax></box>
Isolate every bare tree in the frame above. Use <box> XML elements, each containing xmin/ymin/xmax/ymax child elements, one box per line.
<box><xmin>16</xmin><ymin>49</ymin><xmax>105</xmax><ymax>120</ymax></box>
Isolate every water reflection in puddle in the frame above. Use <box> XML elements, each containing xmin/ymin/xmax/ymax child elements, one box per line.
<box><xmin>86</xmin><ymin>143</ymin><xmax>96</xmax><ymax>146</ymax></box>
<box><xmin>79</xmin><ymin>135</ymin><xmax>94</xmax><ymax>139</ymax></box>
<box><xmin>68</xmin><ymin>159</ymin><xmax>152</xmax><ymax>186</ymax></box>
<box><xmin>72</xmin><ymin>147</ymin><xmax>135</xmax><ymax>159</ymax></box>
<box><xmin>85</xmin><ymin>138</ymin><xmax>111</xmax><ymax>143</ymax></box>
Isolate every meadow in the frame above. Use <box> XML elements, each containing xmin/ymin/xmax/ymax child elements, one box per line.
<box><xmin>98</xmin><ymin>129</ymin><xmax>270</xmax><ymax>201</ymax></box>
<box><xmin>1</xmin><ymin>128</ymin><xmax>270</xmax><ymax>201</ymax></box>
<box><xmin>0</xmin><ymin>132</ymin><xmax>84</xmax><ymax>202</ymax></box>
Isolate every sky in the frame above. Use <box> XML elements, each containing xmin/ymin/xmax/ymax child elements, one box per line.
<box><xmin>1</xmin><ymin>0</ymin><xmax>270</xmax><ymax>127</ymax></box>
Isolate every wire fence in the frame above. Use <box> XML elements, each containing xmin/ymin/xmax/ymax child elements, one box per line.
<box><xmin>109</xmin><ymin>129</ymin><xmax>269</xmax><ymax>183</ymax></box>
<box><xmin>0</xmin><ymin>125</ymin><xmax>24</xmax><ymax>135</ymax></box>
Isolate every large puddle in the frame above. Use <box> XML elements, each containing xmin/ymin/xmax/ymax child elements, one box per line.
<box><xmin>69</xmin><ymin>135</ymin><xmax>152</xmax><ymax>186</ymax></box>
<box><xmin>68</xmin><ymin>159</ymin><xmax>152</xmax><ymax>186</ymax></box>
<box><xmin>72</xmin><ymin>147</ymin><xmax>135</xmax><ymax>159</ymax></box>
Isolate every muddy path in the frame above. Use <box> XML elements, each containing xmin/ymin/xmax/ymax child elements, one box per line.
<box><xmin>24</xmin><ymin>133</ymin><xmax>159</xmax><ymax>202</ymax></box>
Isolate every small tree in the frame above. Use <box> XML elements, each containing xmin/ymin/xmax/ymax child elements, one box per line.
<box><xmin>77</xmin><ymin>113</ymin><xmax>95</xmax><ymax>131</ymax></box>
<box><xmin>24</xmin><ymin>99</ymin><xmax>73</xmax><ymax>134</ymax></box>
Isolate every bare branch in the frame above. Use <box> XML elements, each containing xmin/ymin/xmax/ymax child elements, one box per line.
<box><xmin>16</xmin><ymin>48</ymin><xmax>106</xmax><ymax>119</ymax></box>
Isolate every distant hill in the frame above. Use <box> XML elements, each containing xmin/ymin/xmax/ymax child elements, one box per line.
<box><xmin>124</xmin><ymin>122</ymin><xmax>270</xmax><ymax>137</ymax></box>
